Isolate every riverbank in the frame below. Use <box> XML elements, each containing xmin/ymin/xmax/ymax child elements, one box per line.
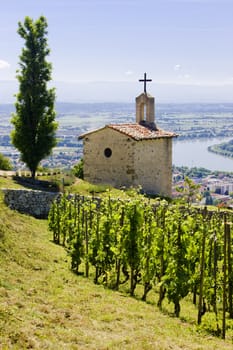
<box><xmin>208</xmin><ymin>139</ymin><xmax>233</xmax><ymax>160</ymax></box>
<box><xmin>173</xmin><ymin>137</ymin><xmax>233</xmax><ymax>172</ymax></box>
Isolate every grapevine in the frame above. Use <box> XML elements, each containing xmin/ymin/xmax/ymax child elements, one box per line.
<box><xmin>48</xmin><ymin>193</ymin><xmax>233</xmax><ymax>337</ymax></box>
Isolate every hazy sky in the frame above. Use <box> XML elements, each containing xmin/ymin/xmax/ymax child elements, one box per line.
<box><xmin>0</xmin><ymin>0</ymin><xmax>233</xmax><ymax>102</ymax></box>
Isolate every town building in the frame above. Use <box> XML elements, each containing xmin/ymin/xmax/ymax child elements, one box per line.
<box><xmin>203</xmin><ymin>177</ymin><xmax>233</xmax><ymax>195</ymax></box>
<box><xmin>79</xmin><ymin>74</ymin><xmax>177</xmax><ymax>197</ymax></box>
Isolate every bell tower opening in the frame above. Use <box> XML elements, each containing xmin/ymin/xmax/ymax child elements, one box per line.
<box><xmin>136</xmin><ymin>73</ymin><xmax>157</xmax><ymax>129</ymax></box>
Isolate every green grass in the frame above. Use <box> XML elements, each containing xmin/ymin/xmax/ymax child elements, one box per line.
<box><xmin>66</xmin><ymin>178</ymin><xmax>144</xmax><ymax>200</ymax></box>
<box><xmin>0</xmin><ymin>176</ymin><xmax>25</xmax><ymax>190</ymax></box>
<box><xmin>0</xmin><ymin>177</ymin><xmax>233</xmax><ymax>349</ymax></box>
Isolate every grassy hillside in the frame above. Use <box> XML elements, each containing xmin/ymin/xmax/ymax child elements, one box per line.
<box><xmin>0</xmin><ymin>177</ymin><xmax>233</xmax><ymax>349</ymax></box>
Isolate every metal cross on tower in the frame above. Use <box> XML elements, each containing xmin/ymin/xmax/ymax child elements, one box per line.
<box><xmin>139</xmin><ymin>72</ymin><xmax>152</xmax><ymax>94</ymax></box>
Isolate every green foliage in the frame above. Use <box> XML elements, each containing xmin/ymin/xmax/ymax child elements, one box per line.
<box><xmin>208</xmin><ymin>138</ymin><xmax>233</xmax><ymax>159</ymax></box>
<box><xmin>205</xmin><ymin>195</ymin><xmax>213</xmax><ymax>205</ymax></box>
<box><xmin>0</xmin><ymin>153</ymin><xmax>12</xmax><ymax>170</ymax></box>
<box><xmin>173</xmin><ymin>165</ymin><xmax>233</xmax><ymax>180</ymax></box>
<box><xmin>11</xmin><ymin>16</ymin><xmax>58</xmax><ymax>178</ymax></box>
<box><xmin>163</xmin><ymin>211</ymin><xmax>192</xmax><ymax>316</ymax></box>
<box><xmin>68</xmin><ymin>179</ymin><xmax>112</xmax><ymax>196</ymax></box>
<box><xmin>173</xmin><ymin>166</ymin><xmax>212</xmax><ymax>179</ymax></box>
<box><xmin>48</xmin><ymin>194</ymin><xmax>233</xmax><ymax>337</ymax></box>
<box><xmin>123</xmin><ymin>200</ymin><xmax>144</xmax><ymax>295</ymax></box>
<box><xmin>72</xmin><ymin>158</ymin><xmax>84</xmax><ymax>179</ymax></box>
<box><xmin>199</xmin><ymin>313</ymin><xmax>221</xmax><ymax>336</ymax></box>
<box><xmin>2</xmin><ymin>189</ymin><xmax>233</xmax><ymax>349</ymax></box>
<box><xmin>176</xmin><ymin>176</ymin><xmax>201</xmax><ymax>205</ymax></box>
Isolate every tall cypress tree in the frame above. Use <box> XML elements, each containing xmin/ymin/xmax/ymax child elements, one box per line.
<box><xmin>11</xmin><ymin>16</ymin><xmax>58</xmax><ymax>178</ymax></box>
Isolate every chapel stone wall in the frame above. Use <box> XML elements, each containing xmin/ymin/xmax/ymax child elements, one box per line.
<box><xmin>83</xmin><ymin>128</ymin><xmax>135</xmax><ymax>188</ymax></box>
<box><xmin>133</xmin><ymin>138</ymin><xmax>172</xmax><ymax>196</ymax></box>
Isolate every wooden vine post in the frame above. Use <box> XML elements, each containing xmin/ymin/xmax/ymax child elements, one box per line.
<box><xmin>115</xmin><ymin>207</ymin><xmax>124</xmax><ymax>290</ymax></box>
<box><xmin>222</xmin><ymin>216</ymin><xmax>228</xmax><ymax>339</ymax></box>
<box><xmin>197</xmin><ymin>207</ymin><xmax>207</xmax><ymax>325</ymax></box>
<box><xmin>213</xmin><ymin>230</ymin><xmax>218</xmax><ymax>315</ymax></box>
<box><xmin>227</xmin><ymin>220</ymin><xmax>233</xmax><ymax>319</ymax></box>
<box><xmin>85</xmin><ymin>208</ymin><xmax>89</xmax><ymax>278</ymax></box>
<box><xmin>157</xmin><ymin>207</ymin><xmax>166</xmax><ymax>309</ymax></box>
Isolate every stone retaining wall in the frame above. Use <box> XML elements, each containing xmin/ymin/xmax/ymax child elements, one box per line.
<box><xmin>2</xmin><ymin>189</ymin><xmax>61</xmax><ymax>218</ymax></box>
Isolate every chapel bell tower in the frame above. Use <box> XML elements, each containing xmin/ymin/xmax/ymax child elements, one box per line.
<box><xmin>136</xmin><ymin>72</ymin><xmax>157</xmax><ymax>130</ymax></box>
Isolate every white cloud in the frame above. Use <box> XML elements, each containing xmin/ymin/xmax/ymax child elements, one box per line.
<box><xmin>174</xmin><ymin>64</ymin><xmax>181</xmax><ymax>71</ymax></box>
<box><xmin>184</xmin><ymin>74</ymin><xmax>191</xmax><ymax>79</ymax></box>
<box><xmin>125</xmin><ymin>70</ymin><xmax>134</xmax><ymax>76</ymax></box>
<box><xmin>0</xmin><ymin>60</ymin><xmax>10</xmax><ymax>69</ymax></box>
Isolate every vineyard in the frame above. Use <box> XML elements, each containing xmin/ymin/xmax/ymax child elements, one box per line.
<box><xmin>48</xmin><ymin>193</ymin><xmax>233</xmax><ymax>338</ymax></box>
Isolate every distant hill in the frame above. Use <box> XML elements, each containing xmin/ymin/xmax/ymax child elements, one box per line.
<box><xmin>2</xmin><ymin>101</ymin><xmax>233</xmax><ymax>115</ymax></box>
<box><xmin>55</xmin><ymin>101</ymin><xmax>135</xmax><ymax>114</ymax></box>
<box><xmin>1</xmin><ymin>79</ymin><xmax>233</xmax><ymax>104</ymax></box>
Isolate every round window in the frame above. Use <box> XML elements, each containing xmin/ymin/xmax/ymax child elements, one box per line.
<box><xmin>104</xmin><ymin>148</ymin><xmax>112</xmax><ymax>158</ymax></box>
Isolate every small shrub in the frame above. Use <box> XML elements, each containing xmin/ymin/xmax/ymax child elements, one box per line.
<box><xmin>72</xmin><ymin>158</ymin><xmax>84</xmax><ymax>179</ymax></box>
<box><xmin>198</xmin><ymin>313</ymin><xmax>221</xmax><ymax>336</ymax></box>
<box><xmin>89</xmin><ymin>183</ymin><xmax>110</xmax><ymax>194</ymax></box>
<box><xmin>0</xmin><ymin>153</ymin><xmax>12</xmax><ymax>170</ymax></box>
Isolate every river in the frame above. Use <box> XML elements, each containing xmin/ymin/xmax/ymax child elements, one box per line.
<box><xmin>172</xmin><ymin>137</ymin><xmax>233</xmax><ymax>172</ymax></box>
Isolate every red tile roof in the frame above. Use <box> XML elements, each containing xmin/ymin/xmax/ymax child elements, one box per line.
<box><xmin>79</xmin><ymin>123</ymin><xmax>177</xmax><ymax>140</ymax></box>
<box><xmin>108</xmin><ymin>123</ymin><xmax>177</xmax><ymax>140</ymax></box>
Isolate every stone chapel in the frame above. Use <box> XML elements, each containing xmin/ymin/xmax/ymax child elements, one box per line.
<box><xmin>79</xmin><ymin>74</ymin><xmax>177</xmax><ymax>197</ymax></box>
